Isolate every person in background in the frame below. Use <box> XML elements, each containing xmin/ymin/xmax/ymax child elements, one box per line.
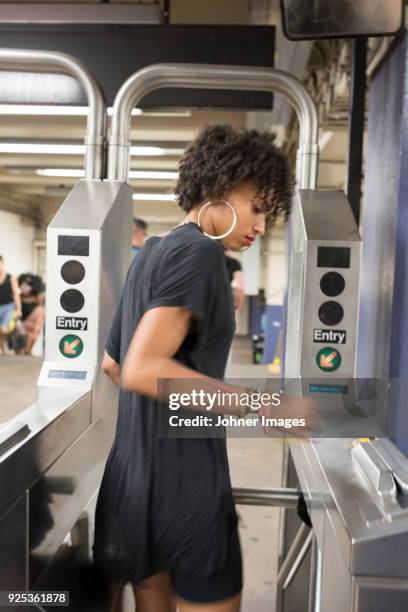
<box><xmin>224</xmin><ymin>253</ymin><xmax>245</xmax><ymax>311</ymax></box>
<box><xmin>132</xmin><ymin>218</ymin><xmax>148</xmax><ymax>259</ymax></box>
<box><xmin>17</xmin><ymin>273</ymin><xmax>45</xmax><ymax>355</ymax></box>
<box><xmin>0</xmin><ymin>255</ymin><xmax>21</xmax><ymax>354</ymax></box>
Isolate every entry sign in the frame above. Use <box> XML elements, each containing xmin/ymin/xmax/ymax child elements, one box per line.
<box><xmin>314</xmin><ymin>329</ymin><xmax>346</xmax><ymax>344</ymax></box>
<box><xmin>316</xmin><ymin>347</ymin><xmax>341</xmax><ymax>372</ymax></box>
<box><xmin>59</xmin><ymin>334</ymin><xmax>84</xmax><ymax>359</ymax></box>
<box><xmin>56</xmin><ymin>316</ymin><xmax>88</xmax><ymax>331</ymax></box>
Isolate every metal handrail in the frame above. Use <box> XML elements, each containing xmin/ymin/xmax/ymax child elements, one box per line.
<box><xmin>283</xmin><ymin>530</ymin><xmax>313</xmax><ymax>589</ymax></box>
<box><xmin>108</xmin><ymin>62</ymin><xmax>319</xmax><ymax>188</ymax></box>
<box><xmin>233</xmin><ymin>486</ymin><xmax>299</xmax><ymax>508</ymax></box>
<box><xmin>0</xmin><ymin>48</ymin><xmax>105</xmax><ymax>179</ymax></box>
<box><xmin>276</xmin><ymin>522</ymin><xmax>312</xmax><ymax>589</ymax></box>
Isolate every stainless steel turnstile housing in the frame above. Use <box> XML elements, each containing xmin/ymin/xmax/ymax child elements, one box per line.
<box><xmin>0</xmin><ymin>181</ymin><xmax>132</xmax><ymax>592</ymax></box>
<box><xmin>0</xmin><ymin>48</ymin><xmax>133</xmax><ymax>596</ymax></box>
<box><xmin>291</xmin><ymin>436</ymin><xmax>408</xmax><ymax>611</ymax></box>
<box><xmin>280</xmin><ymin>189</ymin><xmax>408</xmax><ymax>611</ymax></box>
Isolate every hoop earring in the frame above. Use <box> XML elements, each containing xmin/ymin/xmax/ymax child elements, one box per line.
<box><xmin>197</xmin><ymin>200</ymin><xmax>237</xmax><ymax>240</ymax></box>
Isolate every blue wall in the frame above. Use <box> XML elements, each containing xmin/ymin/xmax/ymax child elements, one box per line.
<box><xmin>249</xmin><ymin>295</ymin><xmax>263</xmax><ymax>336</ymax></box>
<box><xmin>249</xmin><ymin>297</ymin><xmax>283</xmax><ymax>364</ymax></box>
<box><xmin>358</xmin><ymin>35</ymin><xmax>404</xmax><ymax>380</ymax></box>
<box><xmin>361</xmin><ymin>33</ymin><xmax>408</xmax><ymax>453</ymax></box>
<box><xmin>263</xmin><ymin>305</ymin><xmax>283</xmax><ymax>364</ymax></box>
<box><xmin>388</xmin><ymin>36</ymin><xmax>408</xmax><ymax>453</ymax></box>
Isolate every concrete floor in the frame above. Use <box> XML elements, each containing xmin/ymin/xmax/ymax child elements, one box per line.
<box><xmin>227</xmin><ymin>337</ymin><xmax>283</xmax><ymax>612</ymax></box>
<box><xmin>228</xmin><ymin>438</ymin><xmax>283</xmax><ymax>612</ymax></box>
<box><xmin>0</xmin><ymin>354</ymin><xmax>42</xmax><ymax>424</ymax></box>
<box><xmin>0</xmin><ymin>337</ymin><xmax>283</xmax><ymax>611</ymax></box>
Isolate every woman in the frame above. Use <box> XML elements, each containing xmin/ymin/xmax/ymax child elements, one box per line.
<box><xmin>18</xmin><ymin>274</ymin><xmax>45</xmax><ymax>355</ymax></box>
<box><xmin>94</xmin><ymin>125</ymin><xmax>293</xmax><ymax>612</ymax></box>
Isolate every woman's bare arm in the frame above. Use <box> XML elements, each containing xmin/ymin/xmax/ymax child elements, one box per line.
<box><xmin>11</xmin><ymin>276</ymin><xmax>21</xmax><ymax>317</ymax></box>
<box><xmin>121</xmin><ymin>306</ymin><xmax>207</xmax><ymax>396</ymax></box>
<box><xmin>102</xmin><ymin>351</ymin><xmax>121</xmax><ymax>388</ymax></box>
<box><xmin>120</xmin><ymin>305</ymin><xmax>318</xmax><ymax>432</ymax></box>
<box><xmin>121</xmin><ymin>306</ymin><xmax>253</xmax><ymax>417</ymax></box>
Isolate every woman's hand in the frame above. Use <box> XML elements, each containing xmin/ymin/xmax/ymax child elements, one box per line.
<box><xmin>258</xmin><ymin>393</ymin><xmax>321</xmax><ymax>438</ymax></box>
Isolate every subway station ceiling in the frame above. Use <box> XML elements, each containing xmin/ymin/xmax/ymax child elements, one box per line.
<box><xmin>0</xmin><ymin>108</ymin><xmax>247</xmax><ymax>227</ymax></box>
<box><xmin>0</xmin><ymin>0</ymin><xmax>355</xmax><ymax>230</ymax></box>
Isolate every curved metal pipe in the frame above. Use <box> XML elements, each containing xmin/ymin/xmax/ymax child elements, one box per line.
<box><xmin>108</xmin><ymin>63</ymin><xmax>319</xmax><ymax>188</ymax></box>
<box><xmin>0</xmin><ymin>48</ymin><xmax>105</xmax><ymax>179</ymax></box>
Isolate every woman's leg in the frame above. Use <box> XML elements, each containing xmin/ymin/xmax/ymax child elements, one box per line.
<box><xmin>0</xmin><ymin>304</ymin><xmax>15</xmax><ymax>352</ymax></box>
<box><xmin>177</xmin><ymin>592</ymin><xmax>241</xmax><ymax>612</ymax></box>
<box><xmin>22</xmin><ymin>305</ymin><xmax>44</xmax><ymax>355</ymax></box>
<box><xmin>0</xmin><ymin>320</ymin><xmax>9</xmax><ymax>354</ymax></box>
<box><xmin>110</xmin><ymin>581</ymin><xmax>125</xmax><ymax>612</ymax></box>
<box><xmin>132</xmin><ymin>571</ymin><xmax>174</xmax><ymax>612</ymax></box>
<box><xmin>172</xmin><ymin>521</ymin><xmax>242</xmax><ymax>612</ymax></box>
<box><xmin>25</xmin><ymin>332</ymin><xmax>37</xmax><ymax>355</ymax></box>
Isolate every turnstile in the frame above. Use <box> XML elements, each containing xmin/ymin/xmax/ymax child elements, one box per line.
<box><xmin>0</xmin><ymin>179</ymin><xmax>133</xmax><ymax>593</ymax></box>
<box><xmin>38</xmin><ymin>179</ymin><xmax>132</xmax><ymax>419</ymax></box>
<box><xmin>284</xmin><ymin>189</ymin><xmax>361</xmax><ymax>381</ymax></box>
<box><xmin>0</xmin><ymin>50</ymin><xmax>133</xmax><ymax>599</ymax></box>
<box><xmin>278</xmin><ymin>188</ymin><xmax>408</xmax><ymax>611</ymax></box>
<box><xmin>2</xmin><ymin>51</ymin><xmax>408</xmax><ymax>612</ymax></box>
<box><xmin>287</xmin><ymin>436</ymin><xmax>408</xmax><ymax>611</ymax></box>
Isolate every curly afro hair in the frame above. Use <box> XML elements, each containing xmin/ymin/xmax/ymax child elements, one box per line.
<box><xmin>18</xmin><ymin>273</ymin><xmax>45</xmax><ymax>296</ymax></box>
<box><xmin>175</xmin><ymin>124</ymin><xmax>294</xmax><ymax>225</ymax></box>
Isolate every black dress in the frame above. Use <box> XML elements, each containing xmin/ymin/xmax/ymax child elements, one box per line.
<box><xmin>93</xmin><ymin>223</ymin><xmax>238</xmax><ymax>584</ymax></box>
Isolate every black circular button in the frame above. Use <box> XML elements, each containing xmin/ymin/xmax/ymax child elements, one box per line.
<box><xmin>60</xmin><ymin>289</ymin><xmax>84</xmax><ymax>313</ymax></box>
<box><xmin>320</xmin><ymin>272</ymin><xmax>345</xmax><ymax>297</ymax></box>
<box><xmin>61</xmin><ymin>260</ymin><xmax>85</xmax><ymax>285</ymax></box>
<box><xmin>318</xmin><ymin>301</ymin><xmax>344</xmax><ymax>326</ymax></box>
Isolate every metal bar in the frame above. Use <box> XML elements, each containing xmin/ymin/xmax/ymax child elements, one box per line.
<box><xmin>0</xmin><ymin>48</ymin><xmax>105</xmax><ymax>179</ymax></box>
<box><xmin>278</xmin><ymin>441</ymin><xmax>291</xmax><ymax>565</ymax></box>
<box><xmin>108</xmin><ymin>63</ymin><xmax>319</xmax><ymax>188</ymax></box>
<box><xmin>232</xmin><ymin>486</ymin><xmax>299</xmax><ymax>508</ymax></box>
<box><xmin>283</xmin><ymin>529</ymin><xmax>313</xmax><ymax>589</ymax></box>
<box><xmin>277</xmin><ymin>522</ymin><xmax>311</xmax><ymax>588</ymax></box>
<box><xmin>308</xmin><ymin>536</ymin><xmax>322</xmax><ymax>612</ymax></box>
<box><xmin>0</xmin><ymin>4</ymin><xmax>162</xmax><ymax>24</ymax></box>
<box><xmin>346</xmin><ymin>38</ymin><xmax>367</xmax><ymax>225</ymax></box>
